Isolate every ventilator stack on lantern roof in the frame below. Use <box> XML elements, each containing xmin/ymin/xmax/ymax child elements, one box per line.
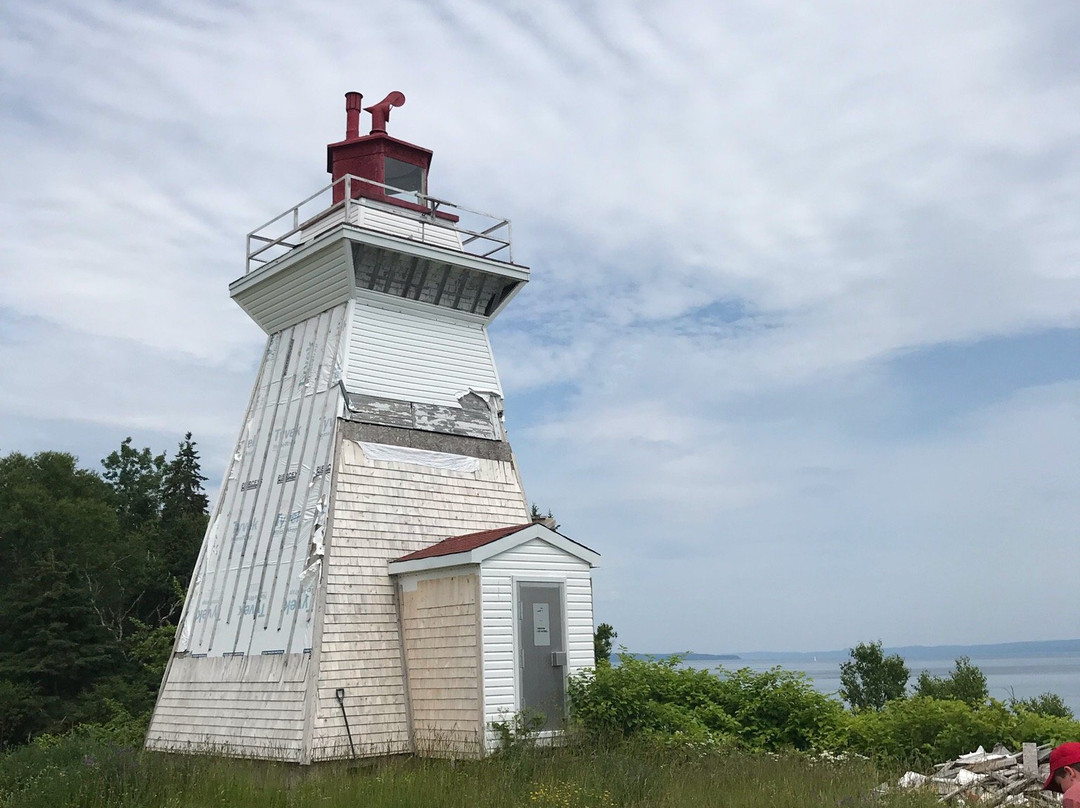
<box><xmin>145</xmin><ymin>92</ymin><xmax>599</xmax><ymax>763</ymax></box>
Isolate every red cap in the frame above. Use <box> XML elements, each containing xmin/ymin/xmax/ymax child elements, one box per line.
<box><xmin>1045</xmin><ymin>742</ymin><xmax>1080</xmax><ymax>791</ymax></box>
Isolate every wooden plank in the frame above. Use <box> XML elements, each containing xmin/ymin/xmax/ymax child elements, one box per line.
<box><xmin>1023</xmin><ymin>743</ymin><xmax>1039</xmax><ymax>778</ymax></box>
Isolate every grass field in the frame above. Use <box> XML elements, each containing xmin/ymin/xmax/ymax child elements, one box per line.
<box><xmin>0</xmin><ymin>734</ymin><xmax>940</xmax><ymax>808</ymax></box>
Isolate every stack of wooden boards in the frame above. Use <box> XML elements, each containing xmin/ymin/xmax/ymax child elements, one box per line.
<box><xmin>888</xmin><ymin>743</ymin><xmax>1060</xmax><ymax>805</ymax></box>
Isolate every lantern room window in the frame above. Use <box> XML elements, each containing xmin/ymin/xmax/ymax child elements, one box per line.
<box><xmin>385</xmin><ymin>157</ymin><xmax>425</xmax><ymax>199</ymax></box>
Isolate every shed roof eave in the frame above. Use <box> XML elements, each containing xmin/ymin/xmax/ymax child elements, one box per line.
<box><xmin>387</xmin><ymin>523</ymin><xmax>600</xmax><ymax>576</ymax></box>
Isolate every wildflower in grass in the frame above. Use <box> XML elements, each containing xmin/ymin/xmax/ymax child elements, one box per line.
<box><xmin>527</xmin><ymin>779</ymin><xmax>615</xmax><ymax>807</ymax></box>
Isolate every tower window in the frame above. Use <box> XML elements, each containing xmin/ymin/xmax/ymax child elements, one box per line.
<box><xmin>385</xmin><ymin>157</ymin><xmax>425</xmax><ymax>199</ymax></box>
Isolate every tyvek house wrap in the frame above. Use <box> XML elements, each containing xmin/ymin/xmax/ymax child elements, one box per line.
<box><xmin>177</xmin><ymin>303</ymin><xmax>347</xmax><ymax>658</ymax></box>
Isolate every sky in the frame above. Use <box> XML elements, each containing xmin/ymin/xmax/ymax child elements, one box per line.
<box><xmin>1</xmin><ymin>0</ymin><xmax>1078</xmax><ymax>654</ymax></box>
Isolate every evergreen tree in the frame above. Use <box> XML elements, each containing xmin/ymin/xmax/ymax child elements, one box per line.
<box><xmin>594</xmin><ymin>623</ymin><xmax>617</xmax><ymax>665</ymax></box>
<box><xmin>0</xmin><ymin>551</ymin><xmax>118</xmax><ymax>717</ymax></box>
<box><xmin>158</xmin><ymin>432</ymin><xmax>209</xmax><ymax>589</ymax></box>
<box><xmin>160</xmin><ymin>432</ymin><xmax>208</xmax><ymax>522</ymax></box>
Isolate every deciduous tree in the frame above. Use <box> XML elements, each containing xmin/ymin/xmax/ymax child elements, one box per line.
<box><xmin>0</xmin><ymin>438</ymin><xmax>209</xmax><ymax>745</ymax></box>
<box><xmin>839</xmin><ymin>640</ymin><xmax>909</xmax><ymax>712</ymax></box>
<box><xmin>1010</xmin><ymin>691</ymin><xmax>1074</xmax><ymax>719</ymax></box>
<box><xmin>101</xmin><ymin>437</ymin><xmax>165</xmax><ymax>532</ymax></box>
<box><xmin>913</xmin><ymin>656</ymin><xmax>988</xmax><ymax>708</ymax></box>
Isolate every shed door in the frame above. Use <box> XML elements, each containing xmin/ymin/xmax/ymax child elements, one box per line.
<box><xmin>518</xmin><ymin>581</ymin><xmax>565</xmax><ymax>731</ymax></box>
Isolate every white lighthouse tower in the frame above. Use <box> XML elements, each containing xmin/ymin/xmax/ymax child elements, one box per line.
<box><xmin>145</xmin><ymin>92</ymin><xmax>599</xmax><ymax>762</ymax></box>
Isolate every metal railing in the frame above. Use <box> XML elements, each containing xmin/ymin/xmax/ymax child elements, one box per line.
<box><xmin>244</xmin><ymin>174</ymin><xmax>513</xmax><ymax>274</ymax></box>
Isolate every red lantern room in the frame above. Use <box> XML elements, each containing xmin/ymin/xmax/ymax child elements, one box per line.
<box><xmin>326</xmin><ymin>91</ymin><xmax>435</xmax><ymax>211</ymax></box>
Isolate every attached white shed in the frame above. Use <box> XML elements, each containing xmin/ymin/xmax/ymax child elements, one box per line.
<box><xmin>388</xmin><ymin>523</ymin><xmax>600</xmax><ymax>755</ymax></box>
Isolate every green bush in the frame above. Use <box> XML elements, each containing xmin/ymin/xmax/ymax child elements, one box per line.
<box><xmin>567</xmin><ymin>654</ymin><xmax>711</xmax><ymax>739</ymax></box>
<box><xmin>710</xmin><ymin>667</ymin><xmax>845</xmax><ymax>751</ymax></box>
<box><xmin>1010</xmin><ymin>692</ymin><xmax>1074</xmax><ymax>719</ymax></box>
<box><xmin>843</xmin><ymin>696</ymin><xmax>997</xmax><ymax>764</ymax></box>
<box><xmin>0</xmin><ymin>680</ymin><xmax>42</xmax><ymax>750</ymax></box>
<box><xmin>842</xmin><ymin>696</ymin><xmax>1080</xmax><ymax>766</ymax></box>
<box><xmin>0</xmin><ymin>726</ymin><xmax>135</xmax><ymax>807</ymax></box>
<box><xmin>1002</xmin><ymin>707</ymin><xmax>1080</xmax><ymax>748</ymax></box>
<box><xmin>567</xmin><ymin>655</ymin><xmax>843</xmax><ymax>752</ymax></box>
<box><xmin>568</xmin><ymin>654</ymin><xmax>1080</xmax><ymax>767</ymax></box>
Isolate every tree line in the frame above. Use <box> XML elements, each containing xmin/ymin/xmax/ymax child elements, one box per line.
<box><xmin>0</xmin><ymin>436</ymin><xmax>209</xmax><ymax>749</ymax></box>
<box><xmin>839</xmin><ymin>640</ymin><xmax>1074</xmax><ymax>717</ymax></box>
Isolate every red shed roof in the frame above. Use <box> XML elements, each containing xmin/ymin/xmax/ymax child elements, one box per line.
<box><xmin>395</xmin><ymin>524</ymin><xmax>534</xmax><ymax>562</ymax></box>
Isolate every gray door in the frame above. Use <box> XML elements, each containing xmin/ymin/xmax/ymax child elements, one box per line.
<box><xmin>518</xmin><ymin>581</ymin><xmax>566</xmax><ymax>731</ymax></box>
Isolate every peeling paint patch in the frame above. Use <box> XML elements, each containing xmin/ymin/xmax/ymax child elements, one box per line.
<box><xmin>344</xmin><ymin>390</ymin><xmax>502</xmax><ymax>440</ymax></box>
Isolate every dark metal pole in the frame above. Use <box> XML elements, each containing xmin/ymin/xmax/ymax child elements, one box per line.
<box><xmin>334</xmin><ymin>687</ymin><xmax>357</xmax><ymax>758</ymax></box>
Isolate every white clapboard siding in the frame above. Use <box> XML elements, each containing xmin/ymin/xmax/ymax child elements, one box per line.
<box><xmin>344</xmin><ymin>301</ymin><xmax>501</xmax><ymax>406</ymax></box>
<box><xmin>480</xmin><ymin>539</ymin><xmax>595</xmax><ymax>752</ymax></box>
<box><xmin>300</xmin><ymin>206</ymin><xmax>348</xmax><ymax>243</ymax></box>
<box><xmin>145</xmin><ymin>654</ymin><xmax>310</xmax><ymax>761</ymax></box>
<box><xmin>232</xmin><ymin>240</ymin><xmax>353</xmax><ymax>335</ymax></box>
<box><xmin>311</xmin><ymin>439</ymin><xmax>528</xmax><ymax>761</ymax></box>
<box><xmin>351</xmin><ymin>203</ymin><xmax>464</xmax><ymax>251</ymax></box>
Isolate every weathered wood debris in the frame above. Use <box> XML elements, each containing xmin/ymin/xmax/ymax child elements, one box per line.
<box><xmin>888</xmin><ymin>743</ymin><xmax>1062</xmax><ymax>805</ymax></box>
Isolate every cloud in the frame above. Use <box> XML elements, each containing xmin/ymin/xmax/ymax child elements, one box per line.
<box><xmin>521</xmin><ymin>373</ymin><xmax>1080</xmax><ymax>651</ymax></box>
<box><xmin>1</xmin><ymin>0</ymin><xmax>1078</xmax><ymax>651</ymax></box>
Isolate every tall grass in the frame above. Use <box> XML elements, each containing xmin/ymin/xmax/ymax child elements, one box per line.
<box><xmin>1</xmin><ymin>732</ymin><xmax>940</xmax><ymax>808</ymax></box>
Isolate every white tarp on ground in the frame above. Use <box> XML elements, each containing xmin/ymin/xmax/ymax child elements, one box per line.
<box><xmin>177</xmin><ymin>304</ymin><xmax>347</xmax><ymax>657</ymax></box>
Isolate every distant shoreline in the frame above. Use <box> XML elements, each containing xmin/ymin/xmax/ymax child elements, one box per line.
<box><xmin>627</xmin><ymin>653</ymin><xmax>741</xmax><ymax>661</ymax></box>
<box><xmin>632</xmin><ymin>637</ymin><xmax>1080</xmax><ymax>663</ymax></box>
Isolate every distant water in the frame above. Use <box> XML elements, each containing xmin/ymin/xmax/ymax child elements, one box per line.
<box><xmin>681</xmin><ymin>654</ymin><xmax>1080</xmax><ymax>717</ymax></box>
